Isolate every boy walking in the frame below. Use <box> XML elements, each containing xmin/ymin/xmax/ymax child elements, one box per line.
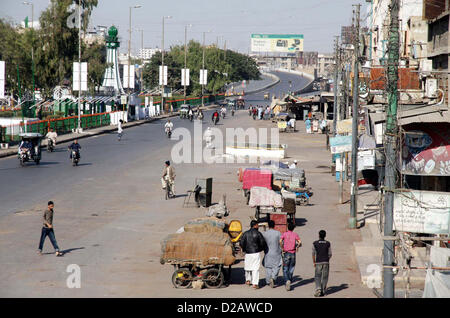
<box><xmin>312</xmin><ymin>230</ymin><xmax>332</xmax><ymax>297</ymax></box>
<box><xmin>38</xmin><ymin>201</ymin><xmax>63</xmax><ymax>256</ymax></box>
<box><xmin>280</xmin><ymin>222</ymin><xmax>301</xmax><ymax>291</ymax></box>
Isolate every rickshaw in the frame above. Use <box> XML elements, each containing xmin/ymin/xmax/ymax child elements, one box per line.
<box><xmin>18</xmin><ymin>132</ymin><xmax>43</xmax><ymax>166</ymax></box>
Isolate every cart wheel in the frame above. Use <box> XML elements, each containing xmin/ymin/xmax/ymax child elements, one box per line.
<box><xmin>203</xmin><ymin>268</ymin><xmax>224</xmax><ymax>289</ymax></box>
<box><xmin>172</xmin><ymin>268</ymin><xmax>193</xmax><ymax>289</ymax></box>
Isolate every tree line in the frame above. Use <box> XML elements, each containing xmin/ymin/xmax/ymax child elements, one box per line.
<box><xmin>0</xmin><ymin>0</ymin><xmax>104</xmax><ymax>100</ymax></box>
<box><xmin>142</xmin><ymin>41</ymin><xmax>260</xmax><ymax>96</ymax></box>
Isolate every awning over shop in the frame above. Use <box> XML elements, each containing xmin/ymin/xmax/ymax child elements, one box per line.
<box><xmin>369</xmin><ymin>105</ymin><xmax>450</xmax><ymax>126</ymax></box>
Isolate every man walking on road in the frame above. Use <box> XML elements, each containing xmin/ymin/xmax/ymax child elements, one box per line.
<box><xmin>38</xmin><ymin>201</ymin><xmax>63</xmax><ymax>256</ymax></box>
<box><xmin>312</xmin><ymin>230</ymin><xmax>332</xmax><ymax>297</ymax></box>
<box><xmin>280</xmin><ymin>222</ymin><xmax>301</xmax><ymax>291</ymax></box>
<box><xmin>117</xmin><ymin>119</ymin><xmax>123</xmax><ymax>141</ymax></box>
<box><xmin>240</xmin><ymin>220</ymin><xmax>267</xmax><ymax>289</ymax></box>
<box><xmin>262</xmin><ymin>220</ymin><xmax>282</xmax><ymax>288</ymax></box>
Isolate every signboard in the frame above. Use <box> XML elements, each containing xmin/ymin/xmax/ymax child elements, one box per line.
<box><xmin>73</xmin><ymin>62</ymin><xmax>88</xmax><ymax>92</ymax></box>
<box><xmin>330</xmin><ymin>135</ymin><xmax>352</xmax><ymax>154</ymax></box>
<box><xmin>159</xmin><ymin>65</ymin><xmax>168</xmax><ymax>85</ymax></box>
<box><xmin>0</xmin><ymin>61</ymin><xmax>5</xmax><ymax>98</ymax></box>
<box><xmin>200</xmin><ymin>69</ymin><xmax>208</xmax><ymax>85</ymax></box>
<box><xmin>123</xmin><ymin>64</ymin><xmax>135</xmax><ymax>89</ymax></box>
<box><xmin>251</xmin><ymin>34</ymin><xmax>304</xmax><ymax>53</ymax></box>
<box><xmin>394</xmin><ymin>190</ymin><xmax>450</xmax><ymax>235</ymax></box>
<box><xmin>402</xmin><ymin>124</ymin><xmax>450</xmax><ymax>176</ymax></box>
<box><xmin>181</xmin><ymin>68</ymin><xmax>190</xmax><ymax>86</ymax></box>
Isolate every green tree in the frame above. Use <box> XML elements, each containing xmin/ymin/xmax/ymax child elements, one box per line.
<box><xmin>142</xmin><ymin>40</ymin><xmax>260</xmax><ymax>97</ymax></box>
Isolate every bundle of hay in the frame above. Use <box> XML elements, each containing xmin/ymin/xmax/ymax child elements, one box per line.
<box><xmin>160</xmin><ymin>231</ymin><xmax>235</xmax><ymax>266</ymax></box>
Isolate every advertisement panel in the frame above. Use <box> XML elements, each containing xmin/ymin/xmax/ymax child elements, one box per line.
<box><xmin>251</xmin><ymin>34</ymin><xmax>304</xmax><ymax>53</ymax></box>
<box><xmin>330</xmin><ymin>135</ymin><xmax>352</xmax><ymax>154</ymax></box>
<box><xmin>393</xmin><ymin>190</ymin><xmax>450</xmax><ymax>235</ymax></box>
<box><xmin>401</xmin><ymin>123</ymin><xmax>450</xmax><ymax>176</ymax></box>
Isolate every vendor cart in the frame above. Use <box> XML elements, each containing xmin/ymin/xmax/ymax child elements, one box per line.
<box><xmin>167</xmin><ymin>261</ymin><xmax>227</xmax><ymax>289</ymax></box>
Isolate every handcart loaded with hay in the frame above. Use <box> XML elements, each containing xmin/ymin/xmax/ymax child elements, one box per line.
<box><xmin>160</xmin><ymin>216</ymin><xmax>242</xmax><ymax>289</ymax></box>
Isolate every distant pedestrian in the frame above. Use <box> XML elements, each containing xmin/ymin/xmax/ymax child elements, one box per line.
<box><xmin>305</xmin><ymin>118</ymin><xmax>312</xmax><ymax>134</ymax></box>
<box><xmin>262</xmin><ymin>220</ymin><xmax>282</xmax><ymax>288</ymax></box>
<box><xmin>118</xmin><ymin>119</ymin><xmax>123</xmax><ymax>141</ymax></box>
<box><xmin>280</xmin><ymin>222</ymin><xmax>301</xmax><ymax>291</ymax></box>
<box><xmin>312</xmin><ymin>230</ymin><xmax>332</xmax><ymax>297</ymax></box>
<box><xmin>38</xmin><ymin>201</ymin><xmax>63</xmax><ymax>257</ymax></box>
<box><xmin>240</xmin><ymin>220</ymin><xmax>267</xmax><ymax>289</ymax></box>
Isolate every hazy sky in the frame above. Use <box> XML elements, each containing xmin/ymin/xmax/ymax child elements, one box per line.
<box><xmin>2</xmin><ymin>0</ymin><xmax>368</xmax><ymax>55</ymax></box>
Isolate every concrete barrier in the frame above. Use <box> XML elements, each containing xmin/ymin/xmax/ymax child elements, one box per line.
<box><xmin>225</xmin><ymin>143</ymin><xmax>287</xmax><ymax>159</ymax></box>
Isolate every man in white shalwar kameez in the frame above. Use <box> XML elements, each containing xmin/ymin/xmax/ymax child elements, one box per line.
<box><xmin>240</xmin><ymin>220</ymin><xmax>267</xmax><ymax>289</ymax></box>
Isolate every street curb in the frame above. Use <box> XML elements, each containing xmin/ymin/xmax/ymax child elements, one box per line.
<box><xmin>244</xmin><ymin>72</ymin><xmax>281</xmax><ymax>95</ymax></box>
<box><xmin>0</xmin><ymin>104</ymin><xmax>219</xmax><ymax>159</ymax></box>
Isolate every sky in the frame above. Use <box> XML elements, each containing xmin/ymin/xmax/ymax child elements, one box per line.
<box><xmin>2</xmin><ymin>0</ymin><xmax>368</xmax><ymax>55</ymax></box>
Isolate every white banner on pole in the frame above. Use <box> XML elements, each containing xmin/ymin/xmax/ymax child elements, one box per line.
<box><xmin>73</xmin><ymin>62</ymin><xmax>88</xmax><ymax>92</ymax></box>
<box><xmin>123</xmin><ymin>64</ymin><xmax>135</xmax><ymax>89</ymax></box>
<box><xmin>200</xmin><ymin>69</ymin><xmax>208</xmax><ymax>85</ymax></box>
<box><xmin>181</xmin><ymin>68</ymin><xmax>190</xmax><ymax>86</ymax></box>
<box><xmin>159</xmin><ymin>65</ymin><xmax>168</xmax><ymax>85</ymax></box>
<box><xmin>0</xmin><ymin>61</ymin><xmax>5</xmax><ymax>98</ymax></box>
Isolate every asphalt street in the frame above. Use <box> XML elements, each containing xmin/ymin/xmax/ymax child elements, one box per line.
<box><xmin>0</xmin><ymin>72</ymin><xmax>375</xmax><ymax>298</ymax></box>
<box><xmin>0</xmin><ymin>71</ymin><xmax>307</xmax><ymax>216</ymax></box>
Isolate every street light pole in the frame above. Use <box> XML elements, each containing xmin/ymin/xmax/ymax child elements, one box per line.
<box><xmin>128</xmin><ymin>5</ymin><xmax>142</xmax><ymax>119</ymax></box>
<box><xmin>22</xmin><ymin>1</ymin><xmax>34</xmax><ymax>131</ymax></box>
<box><xmin>202</xmin><ymin>31</ymin><xmax>210</xmax><ymax>107</ymax></box>
<box><xmin>161</xmin><ymin>16</ymin><xmax>172</xmax><ymax>113</ymax></box>
<box><xmin>184</xmin><ymin>24</ymin><xmax>192</xmax><ymax>105</ymax></box>
<box><xmin>77</xmin><ymin>0</ymin><xmax>81</xmax><ymax>132</ymax></box>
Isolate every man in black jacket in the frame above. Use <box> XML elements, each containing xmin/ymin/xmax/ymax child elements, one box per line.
<box><xmin>240</xmin><ymin>220</ymin><xmax>267</xmax><ymax>289</ymax></box>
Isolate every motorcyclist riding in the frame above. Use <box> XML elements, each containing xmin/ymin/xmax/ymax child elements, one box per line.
<box><xmin>188</xmin><ymin>108</ymin><xmax>194</xmax><ymax>121</ymax></box>
<box><xmin>45</xmin><ymin>129</ymin><xmax>57</xmax><ymax>150</ymax></box>
<box><xmin>197</xmin><ymin>109</ymin><xmax>204</xmax><ymax>120</ymax></box>
<box><xmin>220</xmin><ymin>106</ymin><xmax>227</xmax><ymax>118</ymax></box>
<box><xmin>212</xmin><ymin>110</ymin><xmax>220</xmax><ymax>124</ymax></box>
<box><xmin>164</xmin><ymin>120</ymin><xmax>174</xmax><ymax>137</ymax></box>
<box><xmin>68</xmin><ymin>139</ymin><xmax>81</xmax><ymax>159</ymax></box>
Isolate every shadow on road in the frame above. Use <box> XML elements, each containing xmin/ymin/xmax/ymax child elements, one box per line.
<box><xmin>295</xmin><ymin>218</ymin><xmax>308</xmax><ymax>227</ymax></box>
<box><xmin>290</xmin><ymin>277</ymin><xmax>314</xmax><ymax>290</ymax></box>
<box><xmin>60</xmin><ymin>247</ymin><xmax>85</xmax><ymax>255</ymax></box>
<box><xmin>326</xmin><ymin>283</ymin><xmax>349</xmax><ymax>295</ymax></box>
<box><xmin>75</xmin><ymin>163</ymin><xmax>92</xmax><ymax>167</ymax></box>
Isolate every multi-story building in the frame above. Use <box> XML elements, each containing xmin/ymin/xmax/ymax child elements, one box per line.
<box><xmin>317</xmin><ymin>54</ymin><xmax>334</xmax><ymax>79</ymax></box>
<box><xmin>138</xmin><ymin>48</ymin><xmax>161</xmax><ymax>61</ymax></box>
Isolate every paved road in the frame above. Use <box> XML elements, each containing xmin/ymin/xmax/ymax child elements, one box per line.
<box><xmin>0</xmin><ymin>71</ymin><xmax>308</xmax><ymax>216</ymax></box>
<box><xmin>0</xmin><ymin>72</ymin><xmax>375</xmax><ymax>298</ymax></box>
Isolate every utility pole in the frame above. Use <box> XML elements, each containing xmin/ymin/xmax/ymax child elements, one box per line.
<box><xmin>140</xmin><ymin>29</ymin><xmax>143</xmax><ymax>92</ymax></box>
<box><xmin>77</xmin><ymin>0</ymin><xmax>81</xmax><ymax>132</ymax></box>
<box><xmin>183</xmin><ymin>24</ymin><xmax>191</xmax><ymax>105</ymax></box>
<box><xmin>333</xmin><ymin>36</ymin><xmax>339</xmax><ymax>137</ymax></box>
<box><xmin>383</xmin><ymin>0</ymin><xmax>400</xmax><ymax>298</ymax></box>
<box><xmin>349</xmin><ymin>4</ymin><xmax>360</xmax><ymax>229</ymax></box>
<box><xmin>202</xmin><ymin>31</ymin><xmax>206</xmax><ymax>107</ymax></box>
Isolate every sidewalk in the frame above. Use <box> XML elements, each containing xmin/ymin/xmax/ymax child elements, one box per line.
<box><xmin>336</xmin><ymin>171</ymin><xmax>427</xmax><ymax>296</ymax></box>
<box><xmin>0</xmin><ymin>104</ymin><xmax>218</xmax><ymax>159</ymax></box>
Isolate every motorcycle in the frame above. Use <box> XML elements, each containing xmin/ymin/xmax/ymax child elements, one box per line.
<box><xmin>18</xmin><ymin>148</ymin><xmax>32</xmax><ymax>166</ymax></box>
<box><xmin>165</xmin><ymin>127</ymin><xmax>172</xmax><ymax>139</ymax></box>
<box><xmin>213</xmin><ymin>116</ymin><xmax>219</xmax><ymax>125</ymax></box>
<box><xmin>70</xmin><ymin>149</ymin><xmax>80</xmax><ymax>166</ymax></box>
<box><xmin>197</xmin><ymin>112</ymin><xmax>204</xmax><ymax>121</ymax></box>
<box><xmin>189</xmin><ymin>113</ymin><xmax>194</xmax><ymax>122</ymax></box>
<box><xmin>47</xmin><ymin>139</ymin><xmax>55</xmax><ymax>152</ymax></box>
